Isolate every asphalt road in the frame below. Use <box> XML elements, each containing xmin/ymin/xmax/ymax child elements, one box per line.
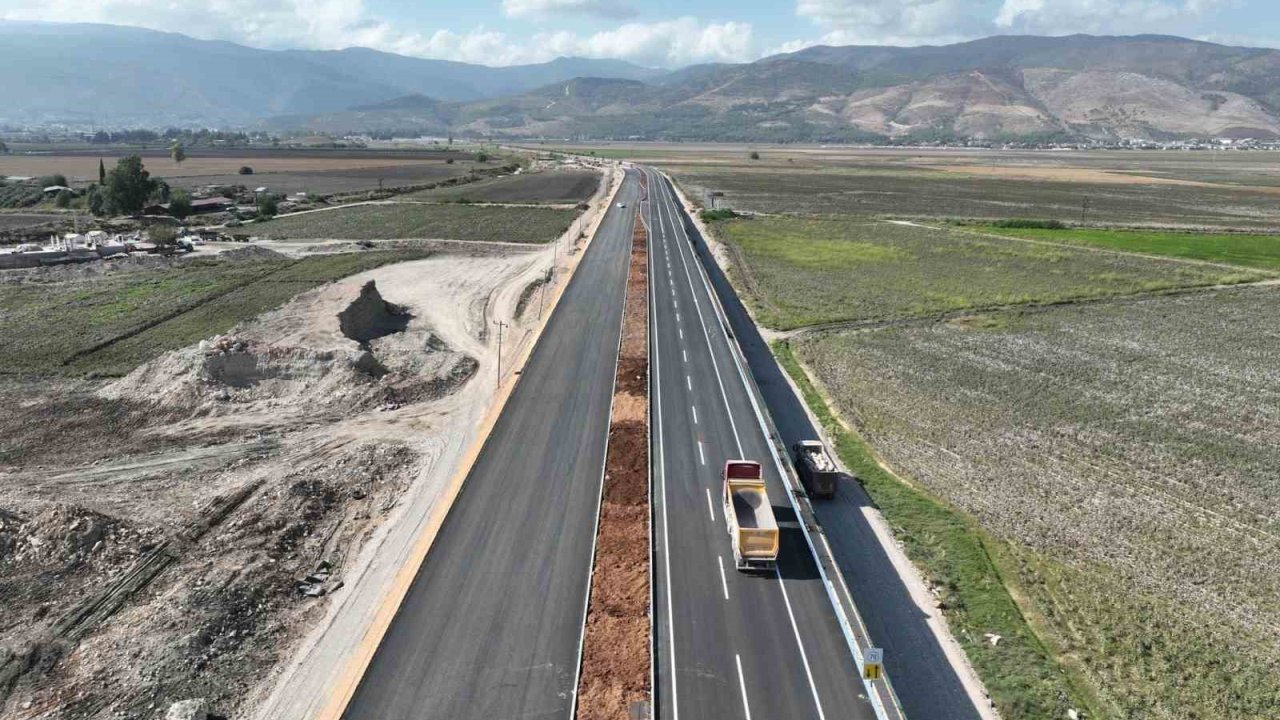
<box><xmin>667</xmin><ymin>173</ymin><xmax>985</xmax><ymax>720</ymax></box>
<box><xmin>341</xmin><ymin>171</ymin><xmax>641</xmax><ymax>719</ymax></box>
<box><xmin>644</xmin><ymin>167</ymin><xmax>879</xmax><ymax>720</ymax></box>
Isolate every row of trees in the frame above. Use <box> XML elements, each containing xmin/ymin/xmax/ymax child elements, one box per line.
<box><xmin>85</xmin><ymin>129</ymin><xmax>277</xmax><ymax>146</ymax></box>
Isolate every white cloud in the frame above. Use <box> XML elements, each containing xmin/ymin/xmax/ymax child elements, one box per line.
<box><xmin>502</xmin><ymin>0</ymin><xmax>636</xmax><ymax>20</ymax></box>
<box><xmin>995</xmin><ymin>0</ymin><xmax>1221</xmax><ymax>33</ymax></box>
<box><xmin>785</xmin><ymin>0</ymin><xmax>1239</xmax><ymax>49</ymax></box>
<box><xmin>539</xmin><ymin>17</ymin><xmax>755</xmax><ymax>66</ymax></box>
<box><xmin>794</xmin><ymin>0</ymin><xmax>993</xmax><ymax>45</ymax></box>
<box><xmin>0</xmin><ymin>1</ymin><xmax>754</xmax><ymax>67</ymax></box>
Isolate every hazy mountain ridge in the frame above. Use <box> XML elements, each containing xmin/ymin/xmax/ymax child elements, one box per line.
<box><xmin>288</xmin><ymin>34</ymin><xmax>1280</xmax><ymax>142</ymax></box>
<box><xmin>5</xmin><ymin>22</ymin><xmax>1280</xmax><ymax>142</ymax></box>
<box><xmin>0</xmin><ymin>21</ymin><xmax>663</xmax><ymax>126</ymax></box>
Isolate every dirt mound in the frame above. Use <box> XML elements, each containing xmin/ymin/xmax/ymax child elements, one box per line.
<box><xmin>218</xmin><ymin>245</ymin><xmax>289</xmax><ymax>262</ymax></box>
<box><xmin>338</xmin><ymin>281</ymin><xmax>410</xmax><ymax>343</ymax></box>
<box><xmin>102</xmin><ymin>279</ymin><xmax>475</xmax><ymax>417</ymax></box>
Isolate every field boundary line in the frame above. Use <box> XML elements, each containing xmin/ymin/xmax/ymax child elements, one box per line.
<box><xmin>60</xmin><ymin>259</ymin><xmax>296</xmax><ymax>368</ymax></box>
<box><xmin>308</xmin><ymin>165</ymin><xmax>629</xmax><ymax>720</ymax></box>
<box><xmin>900</xmin><ymin>219</ymin><xmax>1280</xmax><ymax>276</ymax></box>
<box><xmin>781</xmin><ymin>276</ymin><xmax>1280</xmax><ymax>341</ymax></box>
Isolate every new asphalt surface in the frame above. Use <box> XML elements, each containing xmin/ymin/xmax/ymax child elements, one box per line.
<box><xmin>340</xmin><ymin>171</ymin><xmax>640</xmax><ymax>719</ymax></box>
<box><xmin>666</xmin><ymin>171</ymin><xmax>986</xmax><ymax>720</ymax></box>
<box><xmin>645</xmin><ymin>167</ymin><xmax>878</xmax><ymax>720</ymax></box>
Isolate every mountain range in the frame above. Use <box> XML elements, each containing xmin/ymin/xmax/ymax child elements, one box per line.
<box><xmin>0</xmin><ymin>22</ymin><xmax>662</xmax><ymax>126</ymax></box>
<box><xmin>5</xmin><ymin>22</ymin><xmax>1280</xmax><ymax>142</ymax></box>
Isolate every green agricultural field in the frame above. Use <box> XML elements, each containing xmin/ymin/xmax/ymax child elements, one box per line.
<box><xmin>971</xmin><ymin>225</ymin><xmax>1280</xmax><ymax>271</ymax></box>
<box><xmin>715</xmin><ymin>216</ymin><xmax>1261</xmax><ymax>329</ymax></box>
<box><xmin>0</xmin><ymin>249</ymin><xmax>433</xmax><ymax>376</ymax></box>
<box><xmin>255</xmin><ymin>203</ymin><xmax>576</xmax><ymax>243</ymax></box>
<box><xmin>670</xmin><ymin>164</ymin><xmax>1280</xmax><ymax>229</ymax></box>
<box><xmin>793</xmin><ymin>286</ymin><xmax>1280</xmax><ymax>719</ymax></box>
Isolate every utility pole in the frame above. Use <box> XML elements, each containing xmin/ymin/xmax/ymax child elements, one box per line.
<box><xmin>494</xmin><ymin>319</ymin><xmax>508</xmax><ymax>390</ymax></box>
<box><xmin>538</xmin><ymin>266</ymin><xmax>553</xmax><ymax>320</ymax></box>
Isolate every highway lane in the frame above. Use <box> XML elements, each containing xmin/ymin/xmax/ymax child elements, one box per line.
<box><xmin>645</xmin><ymin>166</ymin><xmax>878</xmax><ymax>720</ymax></box>
<box><xmin>341</xmin><ymin>171</ymin><xmax>640</xmax><ymax>720</ymax></box>
<box><xmin>664</xmin><ymin>170</ymin><xmax>986</xmax><ymax>720</ymax></box>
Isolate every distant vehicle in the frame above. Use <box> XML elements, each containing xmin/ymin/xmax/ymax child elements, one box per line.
<box><xmin>722</xmin><ymin>460</ymin><xmax>778</xmax><ymax>571</ymax></box>
<box><xmin>792</xmin><ymin>440</ymin><xmax>839</xmax><ymax>499</ymax></box>
<box><xmin>617</xmin><ymin>202</ymin><xmax>626</xmax><ymax>208</ymax></box>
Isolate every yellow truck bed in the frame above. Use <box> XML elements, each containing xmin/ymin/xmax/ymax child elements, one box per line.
<box><xmin>723</xmin><ymin>460</ymin><xmax>779</xmax><ymax>571</ymax></box>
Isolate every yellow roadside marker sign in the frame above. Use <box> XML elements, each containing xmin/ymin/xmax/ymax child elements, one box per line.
<box><xmin>863</xmin><ymin>647</ymin><xmax>884</xmax><ymax>681</ymax></box>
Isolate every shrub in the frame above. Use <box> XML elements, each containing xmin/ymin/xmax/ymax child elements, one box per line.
<box><xmin>169</xmin><ymin>188</ymin><xmax>193</xmax><ymax>219</ymax></box>
<box><xmin>54</xmin><ymin>189</ymin><xmax>73</xmax><ymax>209</ymax></box>
<box><xmin>699</xmin><ymin>208</ymin><xmax>739</xmax><ymax>222</ymax></box>
<box><xmin>256</xmin><ymin>192</ymin><xmax>281</xmax><ymax>218</ymax></box>
<box><xmin>238</xmin><ymin>166</ymin><xmax>254</xmax><ymax>175</ymax></box>
<box><xmin>992</xmin><ymin>218</ymin><xmax>1066</xmax><ymax>230</ymax></box>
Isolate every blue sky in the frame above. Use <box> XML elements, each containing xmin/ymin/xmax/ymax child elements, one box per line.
<box><xmin>2</xmin><ymin>0</ymin><xmax>1277</xmax><ymax>67</ymax></box>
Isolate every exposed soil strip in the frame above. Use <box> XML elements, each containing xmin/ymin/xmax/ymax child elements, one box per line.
<box><xmin>575</xmin><ymin>209</ymin><xmax>650</xmax><ymax>719</ymax></box>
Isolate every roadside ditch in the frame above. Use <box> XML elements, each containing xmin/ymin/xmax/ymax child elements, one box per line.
<box><xmin>575</xmin><ymin>205</ymin><xmax>650</xmax><ymax>719</ymax></box>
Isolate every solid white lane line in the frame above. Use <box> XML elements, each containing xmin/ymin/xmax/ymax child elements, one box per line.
<box><xmin>698</xmin><ymin>440</ymin><xmax>706</xmax><ymax>466</ymax></box>
<box><xmin>775</xmin><ymin>567</ymin><xmax>829</xmax><ymax>720</ymax></box>
<box><xmin>691</xmin><ymin>405</ymin><xmax>698</xmax><ymax>425</ymax></box>
<box><xmin>736</xmin><ymin>655</ymin><xmax>753</xmax><ymax>720</ymax></box>
<box><xmin>705</xmin><ymin>487</ymin><xmax>715</xmax><ymax>522</ymax></box>
<box><xmin>650</xmin><ymin>196</ymin><xmax>680</xmax><ymax>720</ymax></box>
<box><xmin>718</xmin><ymin>556</ymin><xmax>730</xmax><ymax>600</ymax></box>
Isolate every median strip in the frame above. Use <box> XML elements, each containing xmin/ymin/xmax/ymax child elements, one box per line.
<box><xmin>575</xmin><ymin>210</ymin><xmax>651</xmax><ymax>719</ymax></box>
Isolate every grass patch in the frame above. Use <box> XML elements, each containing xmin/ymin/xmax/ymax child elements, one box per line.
<box><xmin>255</xmin><ymin>203</ymin><xmax>577</xmax><ymax>243</ymax></box>
<box><xmin>977</xmin><ymin>225</ymin><xmax>1280</xmax><ymax>271</ymax></box>
<box><xmin>717</xmin><ymin>217</ymin><xmax>1261</xmax><ymax>329</ymax></box>
<box><xmin>1</xmin><ymin>250</ymin><xmax>434</xmax><ymax>377</ymax></box>
<box><xmin>772</xmin><ymin>340</ymin><xmax>1097</xmax><ymax>720</ymax></box>
<box><xmin>699</xmin><ymin>208</ymin><xmax>739</xmax><ymax>222</ymax></box>
<box><xmin>991</xmin><ymin>218</ymin><xmax>1066</xmax><ymax>229</ymax></box>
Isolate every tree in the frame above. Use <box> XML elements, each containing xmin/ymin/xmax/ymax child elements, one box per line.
<box><xmin>54</xmin><ymin>189</ymin><xmax>73</xmax><ymax>209</ymax></box>
<box><xmin>749</xmin><ymin>151</ymin><xmax>760</xmax><ymax>160</ymax></box>
<box><xmin>86</xmin><ymin>185</ymin><xmax>106</xmax><ymax>216</ymax></box>
<box><xmin>169</xmin><ymin>142</ymin><xmax>186</xmax><ymax>165</ymax></box>
<box><xmin>169</xmin><ymin>188</ymin><xmax>193</xmax><ymax>219</ymax></box>
<box><xmin>256</xmin><ymin>193</ymin><xmax>280</xmax><ymax>218</ymax></box>
<box><xmin>476</xmin><ymin>152</ymin><xmax>489</xmax><ymax>163</ymax></box>
<box><xmin>98</xmin><ymin>158</ymin><xmax>106</xmax><ymax>184</ymax></box>
<box><xmin>238</xmin><ymin>165</ymin><xmax>254</xmax><ymax>175</ymax></box>
<box><xmin>0</xmin><ymin>141</ymin><xmax>8</xmax><ymax>153</ymax></box>
<box><xmin>102</xmin><ymin>154</ymin><xmax>157</xmax><ymax>216</ymax></box>
<box><xmin>149</xmin><ymin>224</ymin><xmax>180</xmax><ymax>253</ymax></box>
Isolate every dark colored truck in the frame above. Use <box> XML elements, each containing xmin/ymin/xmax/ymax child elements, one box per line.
<box><xmin>792</xmin><ymin>440</ymin><xmax>839</xmax><ymax>499</ymax></box>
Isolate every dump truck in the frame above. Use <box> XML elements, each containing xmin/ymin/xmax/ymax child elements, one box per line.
<box><xmin>722</xmin><ymin>460</ymin><xmax>779</xmax><ymax>571</ymax></box>
<box><xmin>792</xmin><ymin>440</ymin><xmax>839</xmax><ymax>500</ymax></box>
